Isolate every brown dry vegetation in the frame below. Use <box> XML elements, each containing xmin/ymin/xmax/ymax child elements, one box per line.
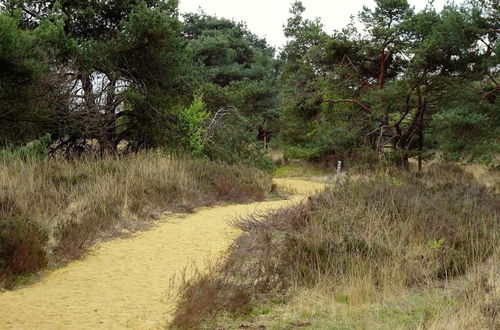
<box><xmin>0</xmin><ymin>153</ymin><xmax>271</xmax><ymax>289</ymax></box>
<box><xmin>171</xmin><ymin>164</ymin><xmax>499</xmax><ymax>329</ymax></box>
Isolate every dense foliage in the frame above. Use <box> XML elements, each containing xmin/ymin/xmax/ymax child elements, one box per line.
<box><xmin>279</xmin><ymin>0</ymin><xmax>499</xmax><ymax>165</ymax></box>
<box><xmin>0</xmin><ymin>0</ymin><xmax>498</xmax><ymax>166</ymax></box>
<box><xmin>182</xmin><ymin>13</ymin><xmax>278</xmax><ymax>168</ymax></box>
<box><xmin>0</xmin><ymin>1</ymin><xmax>277</xmax><ymax>169</ymax></box>
<box><xmin>1</xmin><ymin>0</ymin><xmax>185</xmax><ymax>154</ymax></box>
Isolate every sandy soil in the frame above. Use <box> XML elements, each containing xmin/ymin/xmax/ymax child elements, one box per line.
<box><xmin>0</xmin><ymin>178</ymin><xmax>325</xmax><ymax>330</ymax></box>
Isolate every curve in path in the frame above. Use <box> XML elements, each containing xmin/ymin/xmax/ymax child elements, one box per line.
<box><xmin>0</xmin><ymin>179</ymin><xmax>326</xmax><ymax>330</ymax></box>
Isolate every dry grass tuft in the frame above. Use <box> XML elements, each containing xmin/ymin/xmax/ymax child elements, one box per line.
<box><xmin>0</xmin><ymin>153</ymin><xmax>271</xmax><ymax>288</ymax></box>
<box><xmin>171</xmin><ymin>164</ymin><xmax>499</xmax><ymax>329</ymax></box>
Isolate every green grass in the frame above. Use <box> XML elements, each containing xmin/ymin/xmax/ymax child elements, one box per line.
<box><xmin>273</xmin><ymin>161</ymin><xmax>327</xmax><ymax>178</ymax></box>
<box><xmin>208</xmin><ymin>288</ymin><xmax>464</xmax><ymax>329</ymax></box>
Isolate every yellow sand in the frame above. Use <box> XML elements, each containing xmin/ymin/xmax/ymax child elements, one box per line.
<box><xmin>0</xmin><ymin>178</ymin><xmax>326</xmax><ymax>330</ymax></box>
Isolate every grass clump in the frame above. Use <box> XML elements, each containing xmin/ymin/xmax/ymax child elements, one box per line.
<box><xmin>0</xmin><ymin>153</ymin><xmax>272</xmax><ymax>289</ymax></box>
<box><xmin>171</xmin><ymin>164</ymin><xmax>499</xmax><ymax>329</ymax></box>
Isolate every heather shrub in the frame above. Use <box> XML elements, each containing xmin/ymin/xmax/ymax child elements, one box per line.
<box><xmin>0</xmin><ymin>153</ymin><xmax>271</xmax><ymax>288</ymax></box>
<box><xmin>172</xmin><ymin>165</ymin><xmax>499</xmax><ymax>328</ymax></box>
<box><xmin>0</xmin><ymin>218</ymin><xmax>48</xmax><ymax>285</ymax></box>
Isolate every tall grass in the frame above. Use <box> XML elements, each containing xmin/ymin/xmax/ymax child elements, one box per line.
<box><xmin>172</xmin><ymin>164</ymin><xmax>499</xmax><ymax>329</ymax></box>
<box><xmin>0</xmin><ymin>153</ymin><xmax>271</xmax><ymax>288</ymax></box>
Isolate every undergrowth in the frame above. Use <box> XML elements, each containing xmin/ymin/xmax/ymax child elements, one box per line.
<box><xmin>0</xmin><ymin>153</ymin><xmax>271</xmax><ymax>289</ymax></box>
<box><xmin>171</xmin><ymin>164</ymin><xmax>499</xmax><ymax>329</ymax></box>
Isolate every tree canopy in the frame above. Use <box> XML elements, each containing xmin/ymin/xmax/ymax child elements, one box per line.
<box><xmin>0</xmin><ymin>0</ymin><xmax>498</xmax><ymax>167</ymax></box>
<box><xmin>279</xmin><ymin>0</ymin><xmax>499</xmax><ymax>165</ymax></box>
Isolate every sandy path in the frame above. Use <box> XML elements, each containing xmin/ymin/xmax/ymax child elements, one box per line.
<box><xmin>0</xmin><ymin>179</ymin><xmax>325</xmax><ymax>330</ymax></box>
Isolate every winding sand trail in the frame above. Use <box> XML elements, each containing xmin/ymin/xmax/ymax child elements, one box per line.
<box><xmin>0</xmin><ymin>178</ymin><xmax>326</xmax><ymax>330</ymax></box>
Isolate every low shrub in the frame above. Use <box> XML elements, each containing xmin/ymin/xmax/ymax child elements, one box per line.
<box><xmin>203</xmin><ymin>111</ymin><xmax>276</xmax><ymax>171</ymax></box>
<box><xmin>0</xmin><ymin>153</ymin><xmax>272</xmax><ymax>288</ymax></box>
<box><xmin>187</xmin><ymin>160</ymin><xmax>269</xmax><ymax>203</ymax></box>
<box><xmin>171</xmin><ymin>164</ymin><xmax>499</xmax><ymax>328</ymax></box>
<box><xmin>0</xmin><ymin>134</ymin><xmax>51</xmax><ymax>163</ymax></box>
<box><xmin>0</xmin><ymin>218</ymin><xmax>48</xmax><ymax>287</ymax></box>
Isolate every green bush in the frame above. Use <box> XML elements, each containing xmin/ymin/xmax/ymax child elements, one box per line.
<box><xmin>204</xmin><ymin>112</ymin><xmax>275</xmax><ymax>171</ymax></box>
<box><xmin>0</xmin><ymin>134</ymin><xmax>51</xmax><ymax>163</ymax></box>
<box><xmin>176</xmin><ymin>95</ymin><xmax>209</xmax><ymax>156</ymax></box>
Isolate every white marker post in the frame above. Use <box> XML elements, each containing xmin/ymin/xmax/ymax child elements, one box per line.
<box><xmin>336</xmin><ymin>160</ymin><xmax>342</xmax><ymax>183</ymax></box>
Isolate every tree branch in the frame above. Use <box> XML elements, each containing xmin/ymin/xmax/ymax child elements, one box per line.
<box><xmin>481</xmin><ymin>86</ymin><xmax>500</xmax><ymax>99</ymax></box>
